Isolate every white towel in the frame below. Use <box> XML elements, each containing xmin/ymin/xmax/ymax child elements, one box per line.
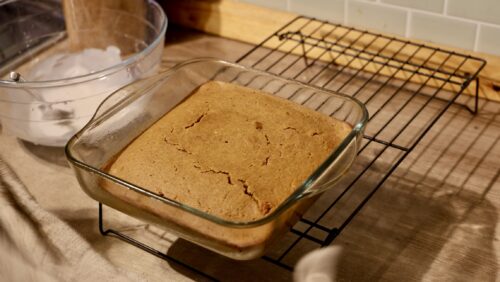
<box><xmin>294</xmin><ymin>246</ymin><xmax>342</xmax><ymax>282</ymax></box>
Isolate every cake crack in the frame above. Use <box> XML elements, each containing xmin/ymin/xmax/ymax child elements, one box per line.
<box><xmin>237</xmin><ymin>179</ymin><xmax>261</xmax><ymax>212</ymax></box>
<box><xmin>264</xmin><ymin>134</ymin><xmax>271</xmax><ymax>145</ymax></box>
<box><xmin>184</xmin><ymin>112</ymin><xmax>206</xmax><ymax>129</ymax></box>
<box><xmin>164</xmin><ymin>138</ymin><xmax>192</xmax><ymax>154</ymax></box>
<box><xmin>193</xmin><ymin>164</ymin><xmax>233</xmax><ymax>185</ymax></box>
<box><xmin>262</xmin><ymin>156</ymin><xmax>270</xmax><ymax>166</ymax></box>
<box><xmin>237</xmin><ymin>179</ymin><xmax>251</xmax><ymax>196</ymax></box>
<box><xmin>254</xmin><ymin>121</ymin><xmax>271</xmax><ymax>146</ymax></box>
<box><xmin>237</xmin><ymin>179</ymin><xmax>273</xmax><ymax>215</ymax></box>
<box><xmin>191</xmin><ymin>163</ymin><xmax>272</xmax><ymax>215</ymax></box>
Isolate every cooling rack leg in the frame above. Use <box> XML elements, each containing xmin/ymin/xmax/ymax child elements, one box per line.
<box><xmin>474</xmin><ymin>77</ymin><xmax>479</xmax><ymax>114</ymax></box>
<box><xmin>465</xmin><ymin>77</ymin><xmax>480</xmax><ymax>114</ymax></box>
<box><xmin>97</xmin><ymin>203</ymin><xmax>218</xmax><ymax>281</ymax></box>
<box><xmin>98</xmin><ymin>203</ymin><xmax>107</xmax><ymax>236</ymax></box>
<box><xmin>322</xmin><ymin>228</ymin><xmax>340</xmax><ymax>247</ymax></box>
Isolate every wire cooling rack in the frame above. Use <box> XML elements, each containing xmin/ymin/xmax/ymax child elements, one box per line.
<box><xmin>98</xmin><ymin>16</ymin><xmax>486</xmax><ymax>280</ymax></box>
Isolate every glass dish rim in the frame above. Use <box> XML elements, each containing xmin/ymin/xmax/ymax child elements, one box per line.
<box><xmin>0</xmin><ymin>0</ymin><xmax>167</xmax><ymax>88</ymax></box>
<box><xmin>65</xmin><ymin>57</ymin><xmax>369</xmax><ymax>228</ymax></box>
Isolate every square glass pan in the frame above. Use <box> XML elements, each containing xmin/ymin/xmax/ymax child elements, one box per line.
<box><xmin>66</xmin><ymin>58</ymin><xmax>368</xmax><ymax>260</ymax></box>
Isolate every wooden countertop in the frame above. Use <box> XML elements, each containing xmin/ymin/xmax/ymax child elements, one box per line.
<box><xmin>0</xmin><ymin>26</ymin><xmax>498</xmax><ymax>281</ymax></box>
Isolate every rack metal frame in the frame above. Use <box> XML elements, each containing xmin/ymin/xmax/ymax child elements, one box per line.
<box><xmin>97</xmin><ymin>16</ymin><xmax>486</xmax><ymax>280</ymax></box>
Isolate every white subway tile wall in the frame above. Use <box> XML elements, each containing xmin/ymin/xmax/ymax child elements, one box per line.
<box><xmin>448</xmin><ymin>0</ymin><xmax>500</xmax><ymax>25</ymax></box>
<box><xmin>477</xmin><ymin>25</ymin><xmax>500</xmax><ymax>55</ymax></box>
<box><xmin>239</xmin><ymin>0</ymin><xmax>287</xmax><ymax>10</ymax></box>
<box><xmin>347</xmin><ymin>1</ymin><xmax>407</xmax><ymax>36</ymax></box>
<box><xmin>236</xmin><ymin>0</ymin><xmax>500</xmax><ymax>55</ymax></box>
<box><xmin>289</xmin><ymin>0</ymin><xmax>344</xmax><ymax>24</ymax></box>
<box><xmin>410</xmin><ymin>12</ymin><xmax>477</xmax><ymax>50</ymax></box>
<box><xmin>381</xmin><ymin>0</ymin><xmax>444</xmax><ymax>13</ymax></box>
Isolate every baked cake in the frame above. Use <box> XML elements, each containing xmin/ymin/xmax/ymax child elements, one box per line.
<box><xmin>106</xmin><ymin>81</ymin><xmax>351</xmax><ymax>222</ymax></box>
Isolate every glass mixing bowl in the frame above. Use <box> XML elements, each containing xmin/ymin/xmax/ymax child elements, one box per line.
<box><xmin>0</xmin><ymin>0</ymin><xmax>167</xmax><ymax>146</ymax></box>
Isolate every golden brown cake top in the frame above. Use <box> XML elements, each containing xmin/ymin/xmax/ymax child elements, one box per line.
<box><xmin>107</xmin><ymin>81</ymin><xmax>351</xmax><ymax>222</ymax></box>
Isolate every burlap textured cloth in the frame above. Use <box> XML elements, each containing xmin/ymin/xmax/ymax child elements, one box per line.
<box><xmin>0</xmin><ymin>157</ymin><xmax>139</xmax><ymax>281</ymax></box>
<box><xmin>0</xmin><ymin>153</ymin><xmax>340</xmax><ymax>282</ymax></box>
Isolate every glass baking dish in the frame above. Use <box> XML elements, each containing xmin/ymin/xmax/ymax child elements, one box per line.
<box><xmin>66</xmin><ymin>58</ymin><xmax>368</xmax><ymax>260</ymax></box>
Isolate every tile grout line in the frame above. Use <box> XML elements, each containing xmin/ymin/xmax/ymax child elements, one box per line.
<box><xmin>344</xmin><ymin>0</ymin><xmax>348</xmax><ymax>25</ymax></box>
<box><xmin>364</xmin><ymin>0</ymin><xmax>496</xmax><ymax>27</ymax></box>
<box><xmin>405</xmin><ymin>10</ymin><xmax>412</xmax><ymax>38</ymax></box>
<box><xmin>473</xmin><ymin>24</ymin><xmax>480</xmax><ymax>52</ymax></box>
<box><xmin>443</xmin><ymin>0</ymin><xmax>449</xmax><ymax>15</ymax></box>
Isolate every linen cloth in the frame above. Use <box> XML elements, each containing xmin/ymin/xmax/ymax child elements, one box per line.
<box><xmin>0</xmin><ymin>157</ymin><xmax>139</xmax><ymax>281</ymax></box>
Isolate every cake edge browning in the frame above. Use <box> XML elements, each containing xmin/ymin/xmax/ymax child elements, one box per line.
<box><xmin>103</xmin><ymin>80</ymin><xmax>352</xmax><ymax>223</ymax></box>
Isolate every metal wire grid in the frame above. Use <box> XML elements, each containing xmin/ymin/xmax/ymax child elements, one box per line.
<box><xmin>231</xmin><ymin>16</ymin><xmax>485</xmax><ymax>270</ymax></box>
<box><xmin>97</xmin><ymin>16</ymin><xmax>486</xmax><ymax>279</ymax></box>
